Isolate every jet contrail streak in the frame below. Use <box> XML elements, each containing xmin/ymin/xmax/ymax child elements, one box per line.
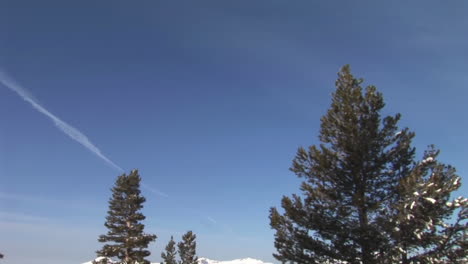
<box><xmin>0</xmin><ymin>70</ymin><xmax>124</xmax><ymax>172</ymax></box>
<box><xmin>141</xmin><ymin>183</ymin><xmax>169</xmax><ymax>198</ymax></box>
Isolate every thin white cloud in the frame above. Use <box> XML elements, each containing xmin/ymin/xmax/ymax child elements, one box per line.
<box><xmin>0</xmin><ymin>70</ymin><xmax>123</xmax><ymax>172</ymax></box>
<box><xmin>206</xmin><ymin>216</ymin><xmax>217</xmax><ymax>224</ymax></box>
<box><xmin>0</xmin><ymin>191</ymin><xmax>96</xmax><ymax>210</ymax></box>
<box><xmin>0</xmin><ymin>212</ymin><xmax>50</xmax><ymax>223</ymax></box>
<box><xmin>0</xmin><ymin>191</ymin><xmax>58</xmax><ymax>204</ymax></box>
<box><xmin>141</xmin><ymin>183</ymin><xmax>169</xmax><ymax>198</ymax></box>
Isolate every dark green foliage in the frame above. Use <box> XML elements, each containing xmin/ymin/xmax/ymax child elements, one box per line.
<box><xmin>270</xmin><ymin>65</ymin><xmax>467</xmax><ymax>264</ymax></box>
<box><xmin>96</xmin><ymin>169</ymin><xmax>156</xmax><ymax>264</ymax></box>
<box><xmin>178</xmin><ymin>231</ymin><xmax>198</xmax><ymax>264</ymax></box>
<box><xmin>384</xmin><ymin>147</ymin><xmax>467</xmax><ymax>263</ymax></box>
<box><xmin>161</xmin><ymin>236</ymin><xmax>177</xmax><ymax>264</ymax></box>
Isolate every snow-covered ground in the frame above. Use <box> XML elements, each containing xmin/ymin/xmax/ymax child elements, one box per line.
<box><xmin>82</xmin><ymin>257</ymin><xmax>273</xmax><ymax>264</ymax></box>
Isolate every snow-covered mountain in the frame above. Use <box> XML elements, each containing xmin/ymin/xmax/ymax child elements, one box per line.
<box><xmin>82</xmin><ymin>257</ymin><xmax>115</xmax><ymax>264</ymax></box>
<box><xmin>82</xmin><ymin>257</ymin><xmax>273</xmax><ymax>264</ymax></box>
<box><xmin>198</xmin><ymin>257</ymin><xmax>273</xmax><ymax>264</ymax></box>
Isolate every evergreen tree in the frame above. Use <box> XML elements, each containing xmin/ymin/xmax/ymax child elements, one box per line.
<box><xmin>178</xmin><ymin>231</ymin><xmax>198</xmax><ymax>264</ymax></box>
<box><xmin>269</xmin><ymin>65</ymin><xmax>467</xmax><ymax>264</ymax></box>
<box><xmin>95</xmin><ymin>169</ymin><xmax>157</xmax><ymax>264</ymax></box>
<box><xmin>384</xmin><ymin>146</ymin><xmax>467</xmax><ymax>263</ymax></box>
<box><xmin>161</xmin><ymin>236</ymin><xmax>177</xmax><ymax>264</ymax></box>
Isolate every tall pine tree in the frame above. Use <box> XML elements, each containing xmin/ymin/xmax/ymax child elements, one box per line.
<box><xmin>270</xmin><ymin>65</ymin><xmax>467</xmax><ymax>264</ymax></box>
<box><xmin>96</xmin><ymin>169</ymin><xmax>156</xmax><ymax>264</ymax></box>
<box><xmin>161</xmin><ymin>236</ymin><xmax>177</xmax><ymax>264</ymax></box>
<box><xmin>178</xmin><ymin>231</ymin><xmax>198</xmax><ymax>264</ymax></box>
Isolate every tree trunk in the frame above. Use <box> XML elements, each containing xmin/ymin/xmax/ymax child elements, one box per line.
<box><xmin>358</xmin><ymin>186</ymin><xmax>371</xmax><ymax>264</ymax></box>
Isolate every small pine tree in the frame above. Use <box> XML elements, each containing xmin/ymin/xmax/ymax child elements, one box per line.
<box><xmin>96</xmin><ymin>169</ymin><xmax>157</xmax><ymax>264</ymax></box>
<box><xmin>384</xmin><ymin>146</ymin><xmax>467</xmax><ymax>263</ymax></box>
<box><xmin>178</xmin><ymin>231</ymin><xmax>198</xmax><ymax>264</ymax></box>
<box><xmin>161</xmin><ymin>236</ymin><xmax>177</xmax><ymax>264</ymax></box>
<box><xmin>269</xmin><ymin>65</ymin><xmax>467</xmax><ymax>264</ymax></box>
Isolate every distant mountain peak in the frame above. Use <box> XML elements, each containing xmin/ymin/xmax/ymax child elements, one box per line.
<box><xmin>197</xmin><ymin>257</ymin><xmax>273</xmax><ymax>264</ymax></box>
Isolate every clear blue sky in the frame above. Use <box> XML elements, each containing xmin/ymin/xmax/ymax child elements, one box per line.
<box><xmin>0</xmin><ymin>1</ymin><xmax>467</xmax><ymax>263</ymax></box>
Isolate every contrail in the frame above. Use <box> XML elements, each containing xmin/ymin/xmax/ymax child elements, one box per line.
<box><xmin>141</xmin><ymin>183</ymin><xmax>169</xmax><ymax>198</ymax></box>
<box><xmin>0</xmin><ymin>70</ymin><xmax>124</xmax><ymax>172</ymax></box>
<box><xmin>206</xmin><ymin>216</ymin><xmax>217</xmax><ymax>224</ymax></box>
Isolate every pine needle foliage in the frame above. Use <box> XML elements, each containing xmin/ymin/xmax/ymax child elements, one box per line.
<box><xmin>161</xmin><ymin>236</ymin><xmax>177</xmax><ymax>264</ymax></box>
<box><xmin>269</xmin><ymin>65</ymin><xmax>467</xmax><ymax>264</ymax></box>
<box><xmin>178</xmin><ymin>231</ymin><xmax>198</xmax><ymax>264</ymax></box>
<box><xmin>95</xmin><ymin>169</ymin><xmax>156</xmax><ymax>264</ymax></box>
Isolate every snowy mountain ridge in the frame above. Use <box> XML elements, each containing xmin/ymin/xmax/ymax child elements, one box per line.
<box><xmin>198</xmin><ymin>257</ymin><xmax>273</xmax><ymax>264</ymax></box>
<box><xmin>82</xmin><ymin>257</ymin><xmax>273</xmax><ymax>264</ymax></box>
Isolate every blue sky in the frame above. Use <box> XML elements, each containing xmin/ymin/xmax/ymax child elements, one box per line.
<box><xmin>1</xmin><ymin>1</ymin><xmax>467</xmax><ymax>263</ymax></box>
